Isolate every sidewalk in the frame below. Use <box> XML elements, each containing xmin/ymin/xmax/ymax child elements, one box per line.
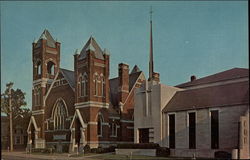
<box><xmin>1</xmin><ymin>151</ymin><xmax>103</xmax><ymax>160</ymax></box>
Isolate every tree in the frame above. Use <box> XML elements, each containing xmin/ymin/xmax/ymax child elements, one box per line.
<box><xmin>1</xmin><ymin>82</ymin><xmax>29</xmax><ymax>121</ymax></box>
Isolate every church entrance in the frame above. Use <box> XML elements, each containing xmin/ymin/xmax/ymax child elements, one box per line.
<box><xmin>69</xmin><ymin>109</ymin><xmax>87</xmax><ymax>153</ymax></box>
<box><xmin>139</xmin><ymin>128</ymin><xmax>149</xmax><ymax>143</ymax></box>
<box><xmin>30</xmin><ymin>123</ymin><xmax>35</xmax><ymax>147</ymax></box>
<box><xmin>75</xmin><ymin>118</ymin><xmax>81</xmax><ymax>147</ymax></box>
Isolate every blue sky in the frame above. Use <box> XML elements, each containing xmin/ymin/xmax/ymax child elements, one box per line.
<box><xmin>1</xmin><ymin>1</ymin><xmax>248</xmax><ymax>109</ymax></box>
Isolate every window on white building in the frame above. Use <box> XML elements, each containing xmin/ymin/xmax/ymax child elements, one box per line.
<box><xmin>211</xmin><ymin>110</ymin><xmax>219</xmax><ymax>149</ymax></box>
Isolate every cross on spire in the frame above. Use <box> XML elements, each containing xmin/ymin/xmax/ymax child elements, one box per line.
<box><xmin>150</xmin><ymin>6</ymin><xmax>153</xmax><ymax>21</ymax></box>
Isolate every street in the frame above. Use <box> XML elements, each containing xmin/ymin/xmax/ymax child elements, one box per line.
<box><xmin>1</xmin><ymin>152</ymin><xmax>92</xmax><ymax>160</ymax></box>
<box><xmin>2</xmin><ymin>155</ymin><xmax>45</xmax><ymax>160</ymax></box>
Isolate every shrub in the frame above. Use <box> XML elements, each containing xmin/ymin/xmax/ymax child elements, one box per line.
<box><xmin>84</xmin><ymin>144</ymin><xmax>91</xmax><ymax>154</ymax></box>
<box><xmin>31</xmin><ymin>148</ymin><xmax>54</xmax><ymax>153</ymax></box>
<box><xmin>214</xmin><ymin>151</ymin><xmax>231</xmax><ymax>159</ymax></box>
<box><xmin>97</xmin><ymin>147</ymin><xmax>105</xmax><ymax>153</ymax></box>
<box><xmin>117</xmin><ymin>143</ymin><xmax>160</xmax><ymax>149</ymax></box>
<box><xmin>156</xmin><ymin>147</ymin><xmax>170</xmax><ymax>157</ymax></box>
<box><xmin>62</xmin><ymin>145</ymin><xmax>69</xmax><ymax>153</ymax></box>
<box><xmin>108</xmin><ymin>145</ymin><xmax>116</xmax><ymax>152</ymax></box>
<box><xmin>90</xmin><ymin>148</ymin><xmax>98</xmax><ymax>153</ymax></box>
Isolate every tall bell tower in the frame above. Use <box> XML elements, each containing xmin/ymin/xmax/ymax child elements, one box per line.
<box><xmin>30</xmin><ymin>29</ymin><xmax>60</xmax><ymax>148</ymax></box>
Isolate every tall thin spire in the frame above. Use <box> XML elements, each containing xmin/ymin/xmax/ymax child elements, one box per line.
<box><xmin>149</xmin><ymin>6</ymin><xmax>154</xmax><ymax>81</ymax></box>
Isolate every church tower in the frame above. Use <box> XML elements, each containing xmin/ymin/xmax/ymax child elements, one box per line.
<box><xmin>73</xmin><ymin>36</ymin><xmax>110</xmax><ymax>147</ymax></box>
<box><xmin>30</xmin><ymin>29</ymin><xmax>60</xmax><ymax>148</ymax></box>
<box><xmin>32</xmin><ymin>29</ymin><xmax>60</xmax><ymax>109</ymax></box>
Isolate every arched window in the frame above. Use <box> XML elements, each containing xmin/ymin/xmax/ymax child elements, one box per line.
<box><xmin>54</xmin><ymin>101</ymin><xmax>67</xmax><ymax>130</ymax></box>
<box><xmin>101</xmin><ymin>76</ymin><xmax>105</xmax><ymax>97</ymax></box>
<box><xmin>94</xmin><ymin>73</ymin><xmax>99</xmax><ymax>96</ymax></box>
<box><xmin>78</xmin><ymin>76</ymin><xmax>82</xmax><ymax>97</ymax></box>
<box><xmin>81</xmin><ymin>77</ymin><xmax>85</xmax><ymax>96</ymax></box>
<box><xmin>110</xmin><ymin>122</ymin><xmax>117</xmax><ymax>137</ymax></box>
<box><xmin>97</xmin><ymin>114</ymin><xmax>103</xmax><ymax>136</ymax></box>
<box><xmin>47</xmin><ymin>61</ymin><xmax>55</xmax><ymax>76</ymax></box>
<box><xmin>83</xmin><ymin>74</ymin><xmax>88</xmax><ymax>96</ymax></box>
<box><xmin>37</xmin><ymin>88</ymin><xmax>41</xmax><ymax>105</ymax></box>
<box><xmin>36</xmin><ymin>61</ymin><xmax>41</xmax><ymax>75</ymax></box>
<box><xmin>34</xmin><ymin>87</ymin><xmax>41</xmax><ymax>106</ymax></box>
<box><xmin>78</xmin><ymin>73</ymin><xmax>88</xmax><ymax>97</ymax></box>
<box><xmin>34</xmin><ymin>88</ymin><xmax>37</xmax><ymax>106</ymax></box>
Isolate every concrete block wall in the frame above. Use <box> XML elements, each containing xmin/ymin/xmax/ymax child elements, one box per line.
<box><xmin>163</xmin><ymin>105</ymin><xmax>249</xmax><ymax>158</ymax></box>
<box><xmin>196</xmin><ymin>109</ymin><xmax>210</xmax><ymax>149</ymax></box>
<box><xmin>175</xmin><ymin>111</ymin><xmax>188</xmax><ymax>149</ymax></box>
<box><xmin>134</xmin><ymin>83</ymin><xmax>180</xmax><ymax>145</ymax></box>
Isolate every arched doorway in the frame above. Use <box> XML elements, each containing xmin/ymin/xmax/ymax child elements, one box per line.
<box><xmin>75</xmin><ymin>118</ymin><xmax>81</xmax><ymax>147</ymax></box>
<box><xmin>69</xmin><ymin>109</ymin><xmax>87</xmax><ymax>153</ymax></box>
<box><xmin>31</xmin><ymin>124</ymin><xmax>35</xmax><ymax>147</ymax></box>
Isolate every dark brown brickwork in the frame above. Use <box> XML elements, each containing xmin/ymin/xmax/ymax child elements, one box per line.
<box><xmin>119</xmin><ymin>63</ymin><xmax>129</xmax><ymax>103</ymax></box>
<box><xmin>28</xmin><ymin>30</ymin><xmax>146</xmax><ymax>151</ymax></box>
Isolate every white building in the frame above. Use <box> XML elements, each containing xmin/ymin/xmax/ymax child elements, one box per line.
<box><xmin>134</xmin><ymin>67</ymin><xmax>249</xmax><ymax>159</ymax></box>
<box><xmin>162</xmin><ymin>68</ymin><xmax>249</xmax><ymax>159</ymax></box>
<box><xmin>134</xmin><ymin>10</ymin><xmax>249</xmax><ymax>159</ymax></box>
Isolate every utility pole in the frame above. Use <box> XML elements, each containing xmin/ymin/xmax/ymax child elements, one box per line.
<box><xmin>8</xmin><ymin>83</ymin><xmax>13</xmax><ymax>151</ymax></box>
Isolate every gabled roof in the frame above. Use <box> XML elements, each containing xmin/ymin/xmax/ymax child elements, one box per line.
<box><xmin>163</xmin><ymin>81</ymin><xmax>249</xmax><ymax>112</ymax></box>
<box><xmin>109</xmin><ymin>71</ymin><xmax>142</xmax><ymax>107</ymax></box>
<box><xmin>58</xmin><ymin>67</ymin><xmax>142</xmax><ymax>107</ymax></box>
<box><xmin>37</xmin><ymin>29</ymin><xmax>56</xmax><ymax>48</ymax></box>
<box><xmin>58</xmin><ymin>64</ymin><xmax>142</xmax><ymax>109</ymax></box>
<box><xmin>176</xmin><ymin>68</ymin><xmax>249</xmax><ymax>88</ymax></box>
<box><xmin>79</xmin><ymin>36</ymin><xmax>104</xmax><ymax>60</ymax></box>
<box><xmin>60</xmin><ymin>68</ymin><xmax>75</xmax><ymax>89</ymax></box>
<box><xmin>131</xmin><ymin>65</ymin><xmax>141</xmax><ymax>74</ymax></box>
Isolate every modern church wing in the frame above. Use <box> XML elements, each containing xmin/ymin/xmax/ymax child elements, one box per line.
<box><xmin>163</xmin><ymin>79</ymin><xmax>249</xmax><ymax>112</ymax></box>
<box><xmin>176</xmin><ymin>68</ymin><xmax>249</xmax><ymax>89</ymax></box>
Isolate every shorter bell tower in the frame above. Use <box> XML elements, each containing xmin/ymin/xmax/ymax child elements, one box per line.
<box><xmin>73</xmin><ymin>36</ymin><xmax>110</xmax><ymax>148</ymax></box>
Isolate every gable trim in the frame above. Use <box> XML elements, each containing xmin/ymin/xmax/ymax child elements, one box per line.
<box><xmin>44</xmin><ymin>71</ymin><xmax>60</xmax><ymax>104</ymax></box>
<box><xmin>123</xmin><ymin>72</ymin><xmax>144</xmax><ymax>105</ymax></box>
<box><xmin>27</xmin><ymin>116</ymin><xmax>39</xmax><ymax>132</ymax></box>
<box><xmin>69</xmin><ymin>109</ymin><xmax>87</xmax><ymax>129</ymax></box>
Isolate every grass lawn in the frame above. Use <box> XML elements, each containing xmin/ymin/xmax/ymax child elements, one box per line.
<box><xmin>91</xmin><ymin>153</ymin><xmax>219</xmax><ymax>160</ymax></box>
<box><xmin>91</xmin><ymin>153</ymin><xmax>170</xmax><ymax>160</ymax></box>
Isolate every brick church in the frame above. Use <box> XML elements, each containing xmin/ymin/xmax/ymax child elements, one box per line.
<box><xmin>27</xmin><ymin>29</ymin><xmax>145</xmax><ymax>152</ymax></box>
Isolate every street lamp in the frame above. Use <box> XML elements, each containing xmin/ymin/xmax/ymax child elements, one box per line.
<box><xmin>7</xmin><ymin>82</ymin><xmax>13</xmax><ymax>152</ymax></box>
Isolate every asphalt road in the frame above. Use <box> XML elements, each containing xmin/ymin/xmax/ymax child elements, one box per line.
<box><xmin>2</xmin><ymin>155</ymin><xmax>45</xmax><ymax>160</ymax></box>
<box><xmin>2</xmin><ymin>154</ymin><xmax>96</xmax><ymax>160</ymax></box>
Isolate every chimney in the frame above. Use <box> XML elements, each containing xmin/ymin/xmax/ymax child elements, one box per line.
<box><xmin>118</xmin><ymin>63</ymin><xmax>129</xmax><ymax>103</ymax></box>
<box><xmin>190</xmin><ymin>75</ymin><xmax>196</xmax><ymax>82</ymax></box>
<box><xmin>152</xmin><ymin>72</ymin><xmax>160</xmax><ymax>83</ymax></box>
<box><xmin>74</xmin><ymin>50</ymin><xmax>79</xmax><ymax>102</ymax></box>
